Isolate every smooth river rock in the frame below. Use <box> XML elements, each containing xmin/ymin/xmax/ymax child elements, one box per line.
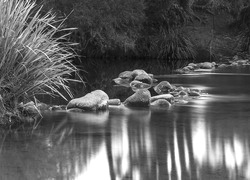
<box><xmin>153</xmin><ymin>81</ymin><xmax>173</xmax><ymax>94</ymax></box>
<box><xmin>150</xmin><ymin>94</ymin><xmax>174</xmax><ymax>103</ymax></box>
<box><xmin>67</xmin><ymin>90</ymin><xmax>109</xmax><ymax>111</ymax></box>
<box><xmin>124</xmin><ymin>89</ymin><xmax>151</xmax><ymax>107</ymax></box>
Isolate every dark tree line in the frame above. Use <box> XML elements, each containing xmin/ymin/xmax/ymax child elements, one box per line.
<box><xmin>36</xmin><ymin>0</ymin><xmax>250</xmax><ymax>61</ymax></box>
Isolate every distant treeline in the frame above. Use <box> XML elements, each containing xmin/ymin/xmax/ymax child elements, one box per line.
<box><xmin>37</xmin><ymin>0</ymin><xmax>250</xmax><ymax>61</ymax></box>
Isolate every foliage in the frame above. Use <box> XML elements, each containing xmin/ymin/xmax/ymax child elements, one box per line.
<box><xmin>0</xmin><ymin>0</ymin><xmax>77</xmax><ymax>111</ymax></box>
<box><xmin>136</xmin><ymin>1</ymin><xmax>195</xmax><ymax>63</ymax></box>
<box><xmin>235</xmin><ymin>5</ymin><xmax>250</xmax><ymax>52</ymax></box>
<box><xmin>38</xmin><ymin>0</ymin><xmax>145</xmax><ymax>57</ymax></box>
<box><xmin>193</xmin><ymin>0</ymin><xmax>250</xmax><ymax>15</ymax></box>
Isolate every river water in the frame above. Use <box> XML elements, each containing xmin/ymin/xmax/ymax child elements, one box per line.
<box><xmin>0</xmin><ymin>73</ymin><xmax>250</xmax><ymax>180</ymax></box>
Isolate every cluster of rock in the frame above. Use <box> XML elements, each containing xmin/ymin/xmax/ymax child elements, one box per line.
<box><xmin>59</xmin><ymin>69</ymin><xmax>203</xmax><ymax>112</ymax></box>
<box><xmin>174</xmin><ymin>56</ymin><xmax>250</xmax><ymax>74</ymax></box>
<box><xmin>16</xmin><ymin>69</ymin><xmax>204</xmax><ymax>122</ymax></box>
<box><xmin>214</xmin><ymin>56</ymin><xmax>250</xmax><ymax>73</ymax></box>
<box><xmin>174</xmin><ymin>62</ymin><xmax>217</xmax><ymax>74</ymax></box>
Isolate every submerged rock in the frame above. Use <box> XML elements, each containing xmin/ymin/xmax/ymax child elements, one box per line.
<box><xmin>67</xmin><ymin>90</ymin><xmax>109</xmax><ymax>111</ymax></box>
<box><xmin>124</xmin><ymin>89</ymin><xmax>151</xmax><ymax>107</ymax></box>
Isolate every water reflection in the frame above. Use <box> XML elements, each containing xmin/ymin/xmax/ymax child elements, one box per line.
<box><xmin>0</xmin><ymin>74</ymin><xmax>250</xmax><ymax>180</ymax></box>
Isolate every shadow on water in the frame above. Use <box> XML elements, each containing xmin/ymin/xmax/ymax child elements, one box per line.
<box><xmin>0</xmin><ymin>73</ymin><xmax>250</xmax><ymax>180</ymax></box>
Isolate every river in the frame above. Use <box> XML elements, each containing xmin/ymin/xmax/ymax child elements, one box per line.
<box><xmin>0</xmin><ymin>73</ymin><xmax>250</xmax><ymax>180</ymax></box>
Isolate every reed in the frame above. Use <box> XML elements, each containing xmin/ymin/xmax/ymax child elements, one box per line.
<box><xmin>0</xmin><ymin>0</ymin><xmax>77</xmax><ymax>111</ymax></box>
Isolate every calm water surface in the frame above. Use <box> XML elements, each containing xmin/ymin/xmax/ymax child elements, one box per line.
<box><xmin>1</xmin><ymin>73</ymin><xmax>250</xmax><ymax>180</ymax></box>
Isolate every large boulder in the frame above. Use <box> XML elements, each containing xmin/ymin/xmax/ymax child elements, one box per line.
<box><xmin>123</xmin><ymin>89</ymin><xmax>151</xmax><ymax>107</ymax></box>
<box><xmin>67</xmin><ymin>90</ymin><xmax>109</xmax><ymax>111</ymax></box>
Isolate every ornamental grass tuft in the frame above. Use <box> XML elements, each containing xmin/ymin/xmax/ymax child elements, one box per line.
<box><xmin>0</xmin><ymin>0</ymin><xmax>78</xmax><ymax>119</ymax></box>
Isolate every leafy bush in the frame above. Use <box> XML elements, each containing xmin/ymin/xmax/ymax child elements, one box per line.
<box><xmin>0</xmin><ymin>0</ymin><xmax>77</xmax><ymax>111</ymax></box>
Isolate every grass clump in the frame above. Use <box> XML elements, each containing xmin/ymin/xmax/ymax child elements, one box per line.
<box><xmin>0</xmin><ymin>0</ymin><xmax>78</xmax><ymax>123</ymax></box>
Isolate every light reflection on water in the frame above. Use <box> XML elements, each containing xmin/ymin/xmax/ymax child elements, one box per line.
<box><xmin>0</xmin><ymin>74</ymin><xmax>250</xmax><ymax>180</ymax></box>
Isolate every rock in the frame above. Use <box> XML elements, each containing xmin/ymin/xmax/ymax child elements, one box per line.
<box><xmin>130</xmin><ymin>73</ymin><xmax>154</xmax><ymax>91</ymax></box>
<box><xmin>113</xmin><ymin>71</ymin><xmax>133</xmax><ymax>87</ymax></box>
<box><xmin>218</xmin><ymin>64</ymin><xmax>228</xmax><ymax>69</ymax></box>
<box><xmin>230</xmin><ymin>62</ymin><xmax>238</xmax><ymax>66</ymax></box>
<box><xmin>37</xmin><ymin>102</ymin><xmax>50</xmax><ymax>111</ymax></box>
<box><xmin>182</xmin><ymin>66</ymin><xmax>191</xmax><ymax>72</ymax></box>
<box><xmin>175</xmin><ymin>86</ymin><xmax>185</xmax><ymax>92</ymax></box>
<box><xmin>60</xmin><ymin>105</ymin><xmax>67</xmax><ymax>110</ymax></box>
<box><xmin>67</xmin><ymin>90</ymin><xmax>109</xmax><ymax>111</ymax></box>
<box><xmin>130</xmin><ymin>80</ymin><xmax>152</xmax><ymax>92</ymax></box>
<box><xmin>134</xmin><ymin>74</ymin><xmax>153</xmax><ymax>85</ymax></box>
<box><xmin>154</xmin><ymin>81</ymin><xmax>173</xmax><ymax>94</ymax></box>
<box><xmin>150</xmin><ymin>99</ymin><xmax>171</xmax><ymax>107</ymax></box>
<box><xmin>124</xmin><ymin>89</ymin><xmax>151</xmax><ymax>107</ymax></box>
<box><xmin>237</xmin><ymin>60</ymin><xmax>249</xmax><ymax>65</ymax></box>
<box><xmin>148</xmin><ymin>73</ymin><xmax>158</xmax><ymax>83</ymax></box>
<box><xmin>50</xmin><ymin>105</ymin><xmax>65</xmax><ymax>111</ymax></box>
<box><xmin>18</xmin><ymin>101</ymin><xmax>39</xmax><ymax>116</ymax></box>
<box><xmin>185</xmin><ymin>65</ymin><xmax>194</xmax><ymax>70</ymax></box>
<box><xmin>175</xmin><ymin>99</ymin><xmax>189</xmax><ymax>104</ymax></box>
<box><xmin>178</xmin><ymin>90</ymin><xmax>188</xmax><ymax>96</ymax></box>
<box><xmin>112</xmin><ymin>86</ymin><xmax>134</xmax><ymax>102</ymax></box>
<box><xmin>170</xmin><ymin>91</ymin><xmax>179</xmax><ymax>97</ymax></box>
<box><xmin>233</xmin><ymin>55</ymin><xmax>239</xmax><ymax>61</ymax></box>
<box><xmin>67</xmin><ymin>108</ymin><xmax>85</xmax><ymax>113</ymax></box>
<box><xmin>113</xmin><ymin>69</ymin><xmax>151</xmax><ymax>87</ymax></box>
<box><xmin>188</xmin><ymin>63</ymin><xmax>198</xmax><ymax>69</ymax></box>
<box><xmin>199</xmin><ymin>62</ymin><xmax>215</xmax><ymax>69</ymax></box>
<box><xmin>174</xmin><ymin>68</ymin><xmax>189</xmax><ymax>74</ymax></box>
<box><xmin>131</xmin><ymin>69</ymin><xmax>148</xmax><ymax>78</ymax></box>
<box><xmin>150</xmin><ymin>94</ymin><xmax>174</xmax><ymax>104</ymax></box>
<box><xmin>188</xmin><ymin>91</ymin><xmax>200</xmax><ymax>96</ymax></box>
<box><xmin>108</xmin><ymin>99</ymin><xmax>121</xmax><ymax>106</ymax></box>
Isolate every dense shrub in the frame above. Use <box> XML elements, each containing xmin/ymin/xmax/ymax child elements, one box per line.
<box><xmin>0</xmin><ymin>0</ymin><xmax>77</xmax><ymax>112</ymax></box>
